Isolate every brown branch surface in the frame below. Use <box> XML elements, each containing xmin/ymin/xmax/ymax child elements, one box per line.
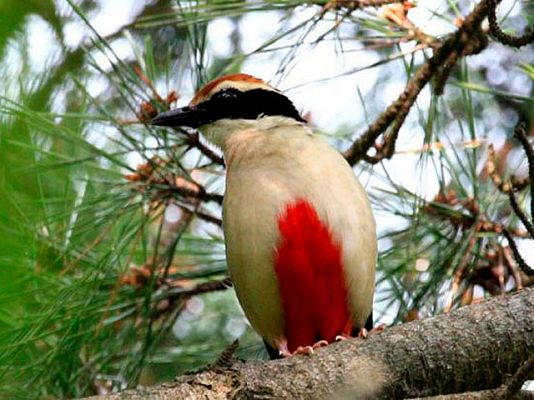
<box><xmin>87</xmin><ymin>287</ymin><xmax>534</xmax><ymax>399</ymax></box>
<box><xmin>411</xmin><ymin>388</ymin><xmax>534</xmax><ymax>399</ymax></box>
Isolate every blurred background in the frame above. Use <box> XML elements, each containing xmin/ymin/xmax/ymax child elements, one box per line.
<box><xmin>0</xmin><ymin>0</ymin><xmax>533</xmax><ymax>398</ymax></box>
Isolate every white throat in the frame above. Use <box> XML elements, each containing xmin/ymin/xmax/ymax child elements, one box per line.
<box><xmin>199</xmin><ymin>116</ymin><xmax>305</xmax><ymax>149</ymax></box>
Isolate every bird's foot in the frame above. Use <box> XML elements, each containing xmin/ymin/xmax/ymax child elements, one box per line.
<box><xmin>293</xmin><ymin>339</ymin><xmax>329</xmax><ymax>356</ymax></box>
<box><xmin>275</xmin><ymin>341</ymin><xmax>291</xmax><ymax>358</ymax></box>
<box><xmin>358</xmin><ymin>324</ymin><xmax>386</xmax><ymax>339</ymax></box>
<box><xmin>312</xmin><ymin>339</ymin><xmax>329</xmax><ymax>349</ymax></box>
<box><xmin>370</xmin><ymin>324</ymin><xmax>386</xmax><ymax>334</ymax></box>
<box><xmin>293</xmin><ymin>345</ymin><xmax>314</xmax><ymax>356</ymax></box>
<box><xmin>278</xmin><ymin>339</ymin><xmax>330</xmax><ymax>357</ymax></box>
<box><xmin>336</xmin><ymin>325</ymin><xmax>386</xmax><ymax>342</ymax></box>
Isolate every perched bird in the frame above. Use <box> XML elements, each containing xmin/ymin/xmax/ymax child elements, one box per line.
<box><xmin>151</xmin><ymin>73</ymin><xmax>377</xmax><ymax>358</ymax></box>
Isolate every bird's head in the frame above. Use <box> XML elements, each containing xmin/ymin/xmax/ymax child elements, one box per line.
<box><xmin>150</xmin><ymin>74</ymin><xmax>304</xmax><ymax>145</ymax></box>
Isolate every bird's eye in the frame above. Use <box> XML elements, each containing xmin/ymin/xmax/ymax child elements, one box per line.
<box><xmin>213</xmin><ymin>89</ymin><xmax>238</xmax><ymax>101</ymax></box>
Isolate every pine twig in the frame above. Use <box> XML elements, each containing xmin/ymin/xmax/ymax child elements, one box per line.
<box><xmin>486</xmin><ymin>144</ymin><xmax>530</xmax><ymax>194</ymax></box>
<box><xmin>182</xmin><ymin>277</ymin><xmax>233</xmax><ymax>297</ymax></box>
<box><xmin>488</xmin><ymin>0</ymin><xmax>534</xmax><ymax>48</ymax></box>
<box><xmin>502</xmin><ymin>228</ymin><xmax>534</xmax><ymax>277</ymax></box>
<box><xmin>321</xmin><ymin>0</ymin><xmax>403</xmax><ymax>13</ymax></box>
<box><xmin>181</xmin><ymin>130</ymin><xmax>225</xmax><ymax>167</ymax></box>
<box><xmin>507</xmin><ymin>190</ymin><xmax>534</xmax><ymax>240</ymax></box>
<box><xmin>343</xmin><ymin>0</ymin><xmax>494</xmax><ymax>165</ymax></box>
<box><xmin>503</xmin><ymin>246</ymin><xmax>524</xmax><ymax>290</ymax></box>
<box><xmin>211</xmin><ymin>339</ymin><xmax>239</xmax><ymax>370</ymax></box>
<box><xmin>126</xmin><ymin>159</ymin><xmax>224</xmax><ymax>205</ymax></box>
<box><xmin>189</xmin><ymin>206</ymin><xmax>223</xmax><ymax>227</ymax></box>
<box><xmin>505</xmin><ymin>354</ymin><xmax>534</xmax><ymax>398</ymax></box>
<box><xmin>486</xmin><ymin>124</ymin><xmax>534</xmax><ymax>277</ymax></box>
<box><xmin>513</xmin><ymin>122</ymin><xmax>534</xmax><ymax>222</ymax></box>
<box><xmin>444</xmin><ymin>235</ymin><xmax>478</xmax><ymax>313</ymax></box>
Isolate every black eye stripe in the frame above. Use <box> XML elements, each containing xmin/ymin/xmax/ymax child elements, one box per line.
<box><xmin>199</xmin><ymin>88</ymin><xmax>305</xmax><ymax>123</ymax></box>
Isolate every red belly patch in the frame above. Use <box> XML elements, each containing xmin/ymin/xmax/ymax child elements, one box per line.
<box><xmin>274</xmin><ymin>199</ymin><xmax>351</xmax><ymax>352</ymax></box>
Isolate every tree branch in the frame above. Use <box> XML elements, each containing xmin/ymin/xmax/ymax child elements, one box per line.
<box><xmin>180</xmin><ymin>130</ymin><xmax>225</xmax><ymax>166</ymax></box>
<box><xmin>488</xmin><ymin>0</ymin><xmax>534</xmax><ymax>48</ymax></box>
<box><xmin>87</xmin><ymin>287</ymin><xmax>534</xmax><ymax>399</ymax></box>
<box><xmin>513</xmin><ymin>122</ymin><xmax>534</xmax><ymax>222</ymax></box>
<box><xmin>486</xmin><ymin>121</ymin><xmax>534</xmax><ymax>277</ymax></box>
<box><xmin>505</xmin><ymin>354</ymin><xmax>534</xmax><ymax>398</ymax></box>
<box><xmin>343</xmin><ymin>0</ymin><xmax>494</xmax><ymax>165</ymax></box>
<box><xmin>322</xmin><ymin>0</ymin><xmax>403</xmax><ymax>10</ymax></box>
<box><xmin>503</xmin><ymin>228</ymin><xmax>534</xmax><ymax>277</ymax></box>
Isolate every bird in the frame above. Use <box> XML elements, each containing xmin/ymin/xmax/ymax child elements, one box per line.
<box><xmin>151</xmin><ymin>73</ymin><xmax>377</xmax><ymax>358</ymax></box>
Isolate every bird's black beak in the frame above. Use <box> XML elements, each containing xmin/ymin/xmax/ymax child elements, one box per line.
<box><xmin>150</xmin><ymin>106</ymin><xmax>210</xmax><ymax>128</ymax></box>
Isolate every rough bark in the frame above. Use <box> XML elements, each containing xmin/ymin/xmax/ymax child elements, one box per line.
<box><xmin>88</xmin><ymin>288</ymin><xmax>534</xmax><ymax>399</ymax></box>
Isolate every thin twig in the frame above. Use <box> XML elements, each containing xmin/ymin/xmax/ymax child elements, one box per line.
<box><xmin>186</xmin><ymin>277</ymin><xmax>233</xmax><ymax>295</ymax></box>
<box><xmin>178</xmin><ymin>204</ymin><xmax>222</xmax><ymax>227</ymax></box>
<box><xmin>133</xmin><ymin>66</ymin><xmax>164</xmax><ymax>103</ymax></box>
<box><xmin>165</xmin><ymin>277</ymin><xmax>232</xmax><ymax>299</ymax></box>
<box><xmin>321</xmin><ymin>0</ymin><xmax>402</xmax><ymax>13</ymax></box>
<box><xmin>513</xmin><ymin>122</ymin><xmax>534</xmax><ymax>222</ymax></box>
<box><xmin>505</xmin><ymin>353</ymin><xmax>534</xmax><ymax>398</ymax></box>
<box><xmin>161</xmin><ymin>182</ymin><xmax>223</xmax><ymax>205</ymax></box>
<box><xmin>210</xmin><ymin>339</ymin><xmax>240</xmax><ymax>369</ymax></box>
<box><xmin>343</xmin><ymin>0</ymin><xmax>494</xmax><ymax>165</ymax></box>
<box><xmin>194</xmin><ymin>209</ymin><xmax>223</xmax><ymax>227</ymax></box>
<box><xmin>488</xmin><ymin>0</ymin><xmax>534</xmax><ymax>48</ymax></box>
<box><xmin>181</xmin><ymin>130</ymin><xmax>225</xmax><ymax>166</ymax></box>
<box><xmin>126</xmin><ymin>158</ymin><xmax>225</xmax><ymax>205</ymax></box>
<box><xmin>486</xmin><ymin>140</ymin><xmax>533</xmax><ymax>239</ymax></box>
<box><xmin>507</xmin><ymin>190</ymin><xmax>534</xmax><ymax>240</ymax></box>
<box><xmin>503</xmin><ymin>246</ymin><xmax>524</xmax><ymax>290</ymax></box>
<box><xmin>487</xmin><ymin>144</ymin><xmax>514</xmax><ymax>193</ymax></box>
<box><xmin>486</xmin><ymin>122</ymin><xmax>534</xmax><ymax>277</ymax></box>
<box><xmin>502</xmin><ymin>228</ymin><xmax>534</xmax><ymax>276</ymax></box>
<box><xmin>444</xmin><ymin>235</ymin><xmax>478</xmax><ymax>313</ymax></box>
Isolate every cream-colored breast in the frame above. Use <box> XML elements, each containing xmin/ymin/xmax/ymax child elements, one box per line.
<box><xmin>215</xmin><ymin>117</ymin><xmax>377</xmax><ymax>347</ymax></box>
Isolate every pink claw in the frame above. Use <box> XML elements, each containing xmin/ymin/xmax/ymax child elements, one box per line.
<box><xmin>370</xmin><ymin>324</ymin><xmax>386</xmax><ymax>334</ymax></box>
<box><xmin>312</xmin><ymin>340</ymin><xmax>329</xmax><ymax>349</ymax></box>
<box><xmin>294</xmin><ymin>345</ymin><xmax>314</xmax><ymax>355</ymax></box>
<box><xmin>357</xmin><ymin>328</ymin><xmax>369</xmax><ymax>339</ymax></box>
